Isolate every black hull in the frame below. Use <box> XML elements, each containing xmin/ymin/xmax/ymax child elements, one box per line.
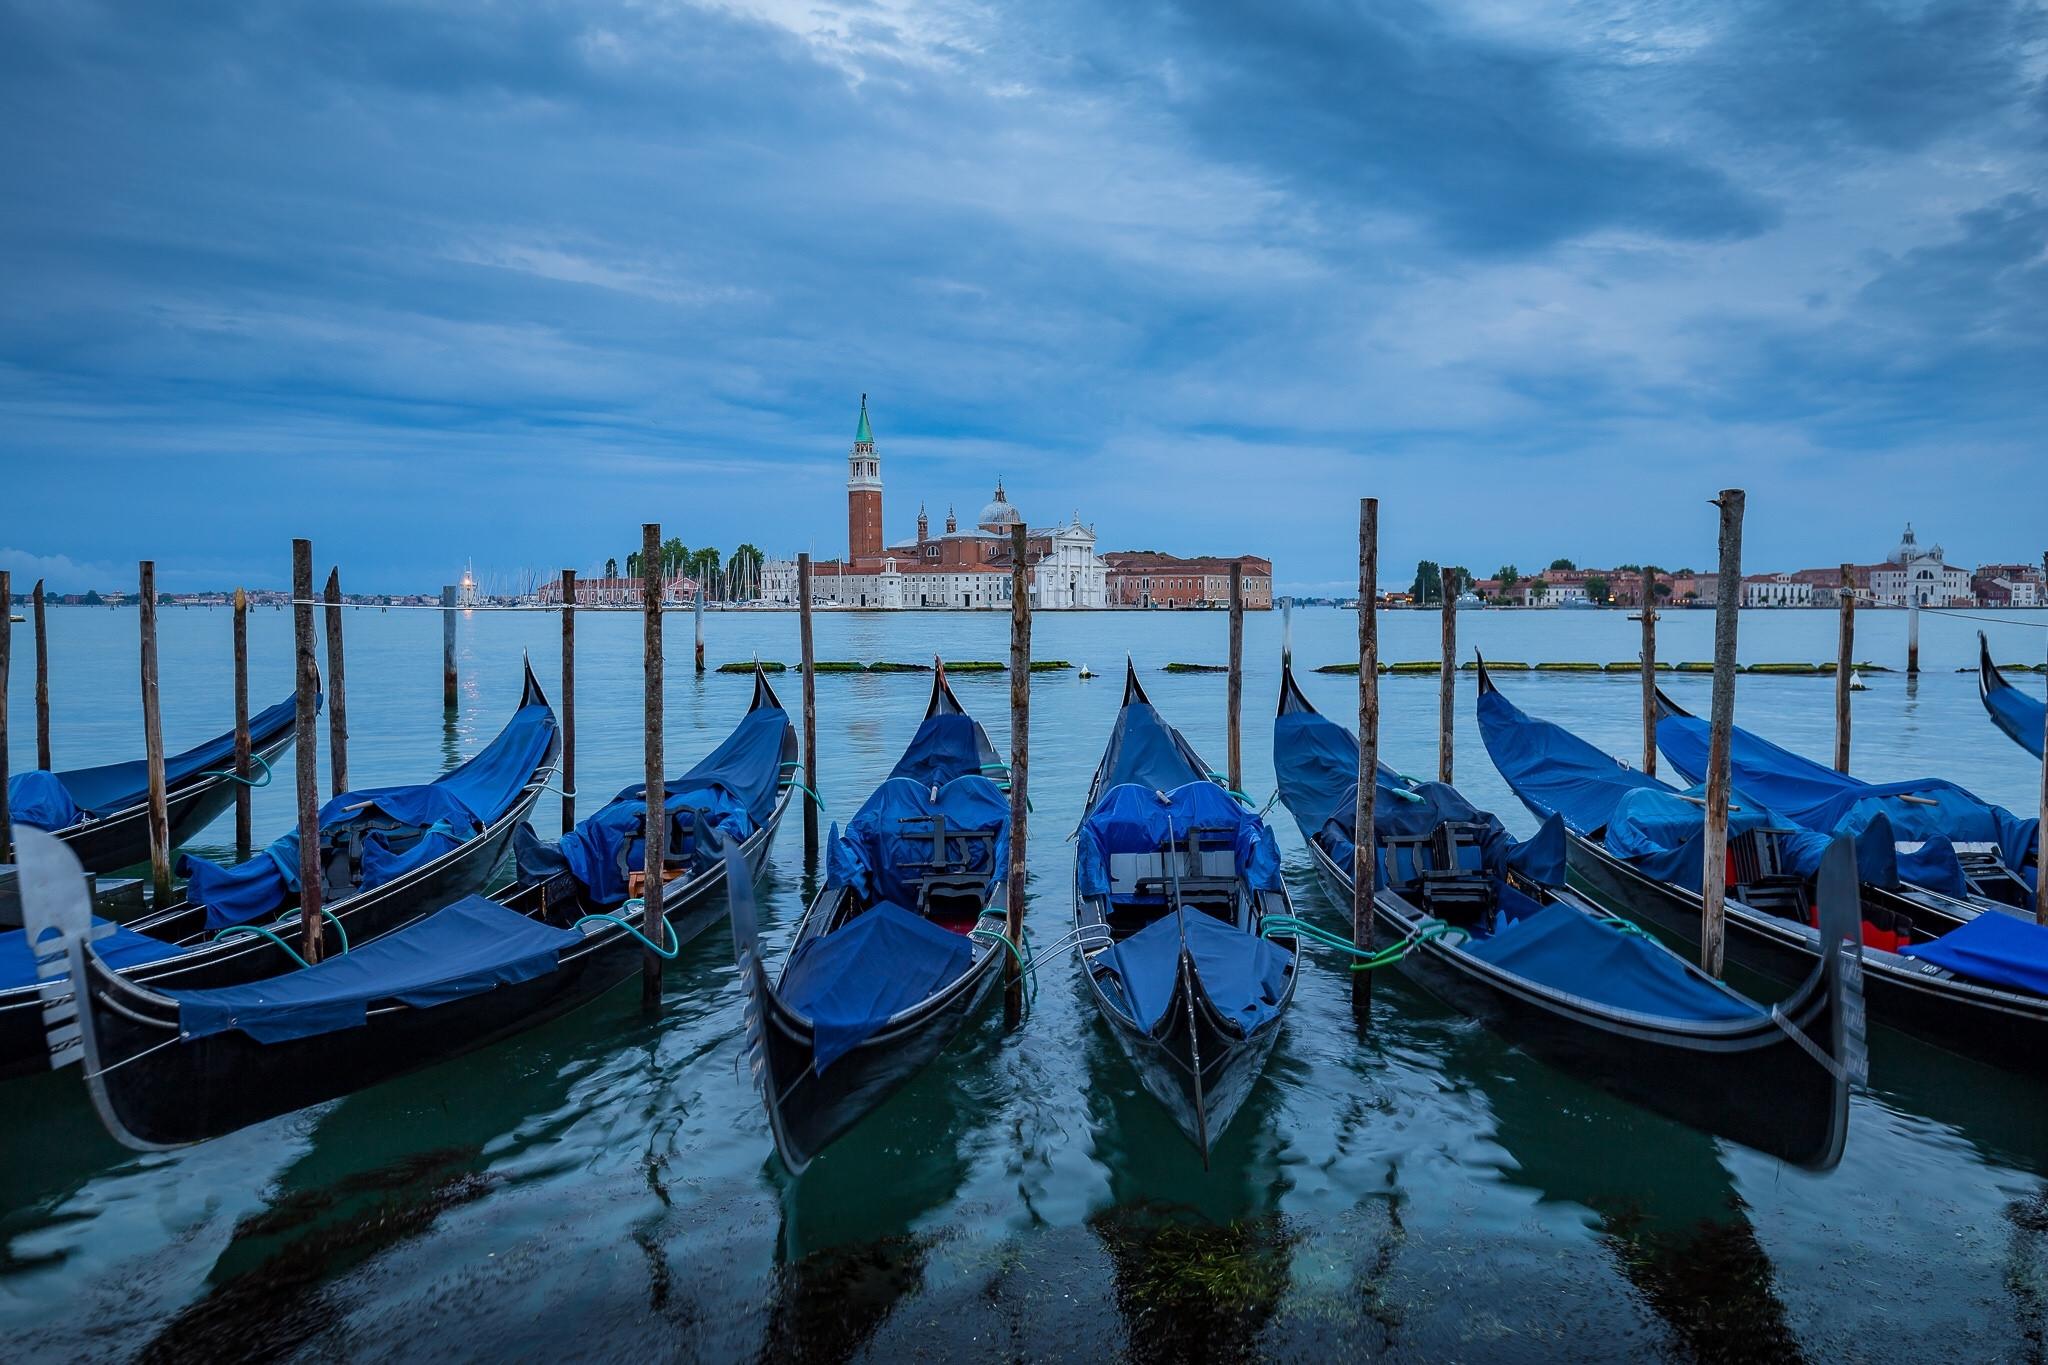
<box><xmin>740</xmin><ymin>905</ymin><xmax>1002</xmax><ymax>1174</ymax></box>
<box><xmin>1563</xmin><ymin>833</ymin><xmax>2048</xmax><ymax>1079</ymax></box>
<box><xmin>52</xmin><ymin>721</ymin><xmax>300</xmax><ymax>877</ymax></box>
<box><xmin>69</xmin><ymin>791</ymin><xmax>787</xmax><ymax>1148</ymax></box>
<box><xmin>1305</xmin><ymin>839</ymin><xmax>1850</xmax><ymax>1170</ymax></box>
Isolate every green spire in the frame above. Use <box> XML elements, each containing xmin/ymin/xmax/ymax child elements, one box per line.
<box><xmin>855</xmin><ymin>393</ymin><xmax>873</xmax><ymax>444</ymax></box>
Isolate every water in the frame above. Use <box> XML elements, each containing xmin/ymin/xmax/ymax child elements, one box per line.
<box><xmin>3</xmin><ymin>603</ymin><xmax>2045</xmax><ymax>1361</ymax></box>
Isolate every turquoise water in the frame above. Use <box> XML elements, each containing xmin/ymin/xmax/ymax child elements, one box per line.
<box><xmin>2</xmin><ymin>603</ymin><xmax>2044</xmax><ymax>1361</ymax></box>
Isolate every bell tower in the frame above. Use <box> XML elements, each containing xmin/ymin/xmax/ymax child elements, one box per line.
<box><xmin>847</xmin><ymin>393</ymin><xmax>882</xmax><ymax>561</ymax></box>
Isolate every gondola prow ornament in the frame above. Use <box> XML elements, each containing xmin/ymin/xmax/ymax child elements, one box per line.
<box><xmin>15</xmin><ymin>828</ymin><xmax>110</xmax><ymax>1072</ymax></box>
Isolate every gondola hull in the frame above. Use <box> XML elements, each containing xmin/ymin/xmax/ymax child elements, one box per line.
<box><xmin>1304</xmin><ymin>838</ymin><xmax>1849</xmax><ymax>1169</ymax></box>
<box><xmin>740</xmin><ymin>901</ymin><xmax>1003</xmax><ymax>1174</ymax></box>
<box><xmin>63</xmin><ymin>790</ymin><xmax>788</xmax><ymax>1148</ymax></box>
<box><xmin>0</xmin><ymin>745</ymin><xmax>555</xmax><ymax>1082</ymax></box>
<box><xmin>52</xmin><ymin>720</ymin><xmax>301</xmax><ymax>877</ymax></box>
<box><xmin>1561</xmin><ymin>830</ymin><xmax>2048</xmax><ymax>1078</ymax></box>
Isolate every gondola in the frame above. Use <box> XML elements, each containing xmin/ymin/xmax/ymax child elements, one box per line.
<box><xmin>12</xmin><ymin>666</ymin><xmax>796</xmax><ymax>1148</ymax></box>
<box><xmin>0</xmin><ymin>664</ymin><xmax>559</xmax><ymax>1082</ymax></box>
<box><xmin>4</xmin><ymin>690</ymin><xmax>304</xmax><ymax>876</ymax></box>
<box><xmin>1475</xmin><ymin>657</ymin><xmax>2048</xmax><ymax>1078</ymax></box>
<box><xmin>1979</xmin><ymin>632</ymin><xmax>2046</xmax><ymax>759</ymax></box>
<box><xmin>1072</xmin><ymin>661</ymin><xmax>1297</xmax><ymax>1164</ymax></box>
<box><xmin>1274</xmin><ymin>659</ymin><xmax>1857</xmax><ymax>1170</ymax></box>
<box><xmin>734</xmin><ymin>665</ymin><xmax>1010</xmax><ymax>1174</ymax></box>
<box><xmin>1652</xmin><ymin>684</ymin><xmax>2037</xmax><ymax>912</ymax></box>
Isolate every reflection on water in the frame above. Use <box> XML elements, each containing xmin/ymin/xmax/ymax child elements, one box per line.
<box><xmin>4</xmin><ymin>605</ymin><xmax>2046</xmax><ymax>1358</ymax></box>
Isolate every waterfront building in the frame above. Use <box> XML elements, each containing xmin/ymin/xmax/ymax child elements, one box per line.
<box><xmin>1741</xmin><ymin>573</ymin><xmax>1813</xmax><ymax>607</ymax></box>
<box><xmin>535</xmin><ymin>574</ymin><xmax>698</xmax><ymax>607</ymax></box>
<box><xmin>764</xmin><ymin>397</ymin><xmax>1110</xmax><ymax>609</ymax></box>
<box><xmin>1869</xmin><ymin>525</ymin><xmax>1970</xmax><ymax>607</ymax></box>
<box><xmin>1972</xmin><ymin>565</ymin><xmax>2042</xmax><ymax>608</ymax></box>
<box><xmin>1101</xmin><ymin>553</ymin><xmax>1274</xmax><ymax>609</ymax></box>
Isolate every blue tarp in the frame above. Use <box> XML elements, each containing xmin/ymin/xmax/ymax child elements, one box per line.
<box><xmin>780</xmin><ymin>902</ymin><xmax>973</xmax><ymax>1073</ymax></box>
<box><xmin>1477</xmin><ymin>684</ymin><xmax>1666</xmax><ymax>836</ymax></box>
<box><xmin>1094</xmin><ymin>701</ymin><xmax>1212</xmax><ymax>795</ymax></box>
<box><xmin>1098</xmin><ymin>909</ymin><xmax>1294</xmax><ymax>1036</ymax></box>
<box><xmin>0</xmin><ymin>917</ymin><xmax>191</xmax><ymax>990</ymax></box>
<box><xmin>549</xmin><ymin>706</ymin><xmax>787</xmax><ymax>907</ymax></box>
<box><xmin>1903</xmin><ymin>910</ymin><xmax>2048</xmax><ymax>998</ymax></box>
<box><xmin>6</xmin><ymin>693</ymin><xmax>303</xmax><ymax>831</ymax></box>
<box><xmin>1077</xmin><ymin>781</ymin><xmax>1282</xmax><ymax>897</ymax></box>
<box><xmin>178</xmin><ymin>697</ymin><xmax>557</xmax><ymax>930</ymax></box>
<box><xmin>171</xmin><ymin>895</ymin><xmax>580</xmax><ymax>1043</ymax></box>
<box><xmin>826</xmin><ymin>776</ymin><xmax>1010</xmax><ymax>909</ymax></box>
<box><xmin>1276</xmin><ymin>697</ymin><xmax>1565</xmax><ymax>889</ymax></box>
<box><xmin>887</xmin><ymin>712</ymin><xmax>997</xmax><ymax>787</ymax></box>
<box><xmin>1658</xmin><ymin>709</ymin><xmax>2035</xmax><ymax>898</ymax></box>
<box><xmin>1982</xmin><ymin>668</ymin><xmax>2046</xmax><ymax>759</ymax></box>
<box><xmin>1463</xmin><ymin>903</ymin><xmax>1762</xmax><ymax>1021</ymax></box>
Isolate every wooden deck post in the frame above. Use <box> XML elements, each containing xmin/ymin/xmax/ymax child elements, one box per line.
<box><xmin>1834</xmin><ymin>564</ymin><xmax>1855</xmax><ymax>774</ymax></box>
<box><xmin>233</xmin><ymin>587</ymin><xmax>252</xmax><ymax>860</ymax></box>
<box><xmin>1639</xmin><ymin>571</ymin><xmax>1658</xmax><ymax>776</ymax></box>
<box><xmin>442</xmin><ymin>585</ymin><xmax>459</xmax><ymax>712</ymax></box>
<box><xmin>1907</xmin><ymin>597</ymin><xmax>1920</xmax><ymax>676</ymax></box>
<box><xmin>32</xmin><ymin>578</ymin><xmax>50</xmax><ymax>771</ymax></box>
<box><xmin>1006</xmin><ymin>524</ymin><xmax>1032</xmax><ymax>1028</ymax></box>
<box><xmin>1700</xmin><ymin>490</ymin><xmax>1745</xmax><ymax>976</ymax></box>
<box><xmin>1226</xmin><ymin>561</ymin><xmax>1244</xmax><ymax>793</ymax></box>
<box><xmin>798</xmin><ymin>553</ymin><xmax>819</xmax><ymax>859</ymax></box>
<box><xmin>139</xmin><ymin>561</ymin><xmax>172</xmax><ymax>907</ymax></box>
<box><xmin>641</xmin><ymin>524</ymin><xmax>665</xmax><ymax>1011</ymax></box>
<box><xmin>1354</xmin><ymin>498</ymin><xmax>1379</xmax><ymax>1024</ymax></box>
<box><xmin>0</xmin><ymin>570</ymin><xmax>10</xmax><ymax>866</ymax></box>
<box><xmin>694</xmin><ymin>583</ymin><xmax>706</xmax><ymax>674</ymax></box>
<box><xmin>322</xmin><ymin>567</ymin><xmax>349</xmax><ymax>796</ymax></box>
<box><xmin>1439</xmin><ymin>565</ymin><xmax>1456</xmax><ymax>785</ymax></box>
<box><xmin>292</xmin><ymin>541</ymin><xmax>324</xmax><ymax>963</ymax></box>
<box><xmin>560</xmin><ymin>569</ymin><xmax>576</xmax><ymax>836</ymax></box>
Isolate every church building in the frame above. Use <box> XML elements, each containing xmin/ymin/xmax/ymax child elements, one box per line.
<box><xmin>764</xmin><ymin>397</ymin><xmax>1109</xmax><ymax>610</ymax></box>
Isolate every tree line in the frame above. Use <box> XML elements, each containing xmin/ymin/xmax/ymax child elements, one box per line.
<box><xmin>600</xmin><ymin>539</ymin><xmax>768</xmax><ymax>601</ymax></box>
<box><xmin>1409</xmin><ymin>558</ymin><xmax>1692</xmax><ymax>606</ymax></box>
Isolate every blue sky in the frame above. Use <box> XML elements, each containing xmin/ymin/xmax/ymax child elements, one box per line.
<box><xmin>1</xmin><ymin>0</ymin><xmax>2043</xmax><ymax>594</ymax></box>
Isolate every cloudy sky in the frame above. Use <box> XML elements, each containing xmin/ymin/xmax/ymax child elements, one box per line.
<box><xmin>2</xmin><ymin>0</ymin><xmax>2043</xmax><ymax>593</ymax></box>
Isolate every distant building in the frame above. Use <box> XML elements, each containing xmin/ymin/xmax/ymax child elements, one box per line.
<box><xmin>1101</xmin><ymin>553</ymin><xmax>1274</xmax><ymax>609</ymax></box>
<box><xmin>535</xmin><ymin>575</ymin><xmax>697</xmax><ymax>607</ymax></box>
<box><xmin>1869</xmin><ymin>525</ymin><xmax>1970</xmax><ymax>607</ymax></box>
<box><xmin>1742</xmin><ymin>573</ymin><xmax>1813</xmax><ymax>607</ymax></box>
<box><xmin>1972</xmin><ymin>564</ymin><xmax>2042</xmax><ymax>607</ymax></box>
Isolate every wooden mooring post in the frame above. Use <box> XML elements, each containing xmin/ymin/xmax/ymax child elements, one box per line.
<box><xmin>1907</xmin><ymin>597</ymin><xmax>1920</xmax><ymax>676</ymax></box>
<box><xmin>33</xmin><ymin>578</ymin><xmax>50</xmax><ymax>771</ymax></box>
<box><xmin>1700</xmin><ymin>491</ymin><xmax>1745</xmax><ymax>976</ymax></box>
<box><xmin>1639</xmin><ymin>572</ymin><xmax>1658</xmax><ymax>776</ymax></box>
<box><xmin>0</xmin><ymin>570</ymin><xmax>10</xmax><ymax>866</ymax></box>
<box><xmin>233</xmin><ymin>588</ymin><xmax>252</xmax><ymax>860</ymax></box>
<box><xmin>1226</xmin><ymin>562</ymin><xmax>1244</xmax><ymax>793</ymax></box>
<box><xmin>641</xmin><ymin>524</ymin><xmax>665</xmax><ymax>1011</ymax></box>
<box><xmin>442</xmin><ymin>585</ymin><xmax>459</xmax><ymax>712</ymax></box>
<box><xmin>139</xmin><ymin>561</ymin><xmax>172</xmax><ymax>907</ymax></box>
<box><xmin>1006</xmin><ymin>524</ymin><xmax>1032</xmax><ymax>1028</ymax></box>
<box><xmin>292</xmin><ymin>541</ymin><xmax>324</xmax><ymax>963</ymax></box>
<box><xmin>694</xmin><ymin>584</ymin><xmax>706</xmax><ymax>674</ymax></box>
<box><xmin>323</xmin><ymin>567</ymin><xmax>349</xmax><ymax>796</ymax></box>
<box><xmin>1834</xmin><ymin>564</ymin><xmax>1855</xmax><ymax>774</ymax></box>
<box><xmin>797</xmin><ymin>553</ymin><xmax>819</xmax><ymax>859</ymax></box>
<box><xmin>560</xmin><ymin>568</ymin><xmax>577</xmax><ymax>836</ymax></box>
<box><xmin>1439</xmin><ymin>565</ymin><xmax>1456</xmax><ymax>784</ymax></box>
<box><xmin>1353</xmin><ymin>499</ymin><xmax>1380</xmax><ymax>1024</ymax></box>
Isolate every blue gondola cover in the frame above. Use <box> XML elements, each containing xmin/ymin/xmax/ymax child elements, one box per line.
<box><xmin>780</xmin><ymin>902</ymin><xmax>974</xmax><ymax>1072</ymax></box>
<box><xmin>888</xmin><ymin>713</ymin><xmax>994</xmax><ymax>787</ymax></box>
<box><xmin>1902</xmin><ymin>911</ymin><xmax>2048</xmax><ymax>998</ymax></box>
<box><xmin>1095</xmin><ymin>701</ymin><xmax>1212</xmax><ymax>794</ymax></box>
<box><xmin>178</xmin><ymin>699</ymin><xmax>557</xmax><ymax>930</ymax></box>
<box><xmin>1982</xmin><ymin>669</ymin><xmax>2046</xmax><ymax>759</ymax></box>
<box><xmin>826</xmin><ymin>776</ymin><xmax>1010</xmax><ymax>908</ymax></box>
<box><xmin>1097</xmin><ymin>910</ymin><xmax>1294</xmax><ymax>1036</ymax></box>
<box><xmin>170</xmin><ymin>895</ymin><xmax>582</xmax><ymax>1043</ymax></box>
<box><xmin>1077</xmin><ymin>781</ymin><xmax>1281</xmax><ymax>897</ymax></box>
<box><xmin>549</xmin><ymin>706</ymin><xmax>787</xmax><ymax>906</ymax></box>
<box><xmin>0</xmin><ymin>917</ymin><xmax>191</xmax><ymax>990</ymax></box>
<box><xmin>5</xmin><ymin>692</ymin><xmax>303</xmax><ymax>831</ymax></box>
<box><xmin>1463</xmin><ymin>903</ymin><xmax>1762</xmax><ymax>1022</ymax></box>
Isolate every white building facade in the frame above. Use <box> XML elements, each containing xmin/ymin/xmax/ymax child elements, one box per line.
<box><xmin>1742</xmin><ymin>574</ymin><xmax>1814</xmax><ymax>607</ymax></box>
<box><xmin>1869</xmin><ymin>525</ymin><xmax>1971</xmax><ymax>607</ymax></box>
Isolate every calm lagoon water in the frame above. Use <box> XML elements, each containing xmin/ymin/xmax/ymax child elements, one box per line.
<box><xmin>3</xmin><ymin>603</ymin><xmax>2045</xmax><ymax>1361</ymax></box>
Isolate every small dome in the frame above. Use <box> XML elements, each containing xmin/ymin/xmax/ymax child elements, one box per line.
<box><xmin>978</xmin><ymin>480</ymin><xmax>1022</xmax><ymax>530</ymax></box>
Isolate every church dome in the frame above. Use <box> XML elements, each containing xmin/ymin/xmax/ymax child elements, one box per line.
<box><xmin>1890</xmin><ymin>523</ymin><xmax>1920</xmax><ymax>565</ymax></box>
<box><xmin>977</xmin><ymin>480</ymin><xmax>1022</xmax><ymax>531</ymax></box>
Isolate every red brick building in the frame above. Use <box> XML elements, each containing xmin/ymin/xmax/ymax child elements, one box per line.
<box><xmin>1102</xmin><ymin>553</ymin><xmax>1274</xmax><ymax>608</ymax></box>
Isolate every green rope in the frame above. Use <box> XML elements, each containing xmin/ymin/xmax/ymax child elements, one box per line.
<box><xmin>573</xmin><ymin>904</ymin><xmax>681</xmax><ymax>959</ymax></box>
<box><xmin>199</xmin><ymin>752</ymin><xmax>273</xmax><ymax>788</ymax></box>
<box><xmin>1205</xmin><ymin>772</ymin><xmax>1257</xmax><ymax>807</ymax></box>
<box><xmin>211</xmin><ymin>923</ymin><xmax>309</xmax><ymax>968</ymax></box>
<box><xmin>970</xmin><ymin>912</ymin><xmax>1038</xmax><ymax>1011</ymax></box>
<box><xmin>1597</xmin><ymin>913</ymin><xmax>1653</xmax><ymax>940</ymax></box>
<box><xmin>1259</xmin><ymin>914</ymin><xmax>1467</xmax><ymax>970</ymax></box>
<box><xmin>784</xmin><ymin>779</ymin><xmax>826</xmax><ymax>812</ymax></box>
